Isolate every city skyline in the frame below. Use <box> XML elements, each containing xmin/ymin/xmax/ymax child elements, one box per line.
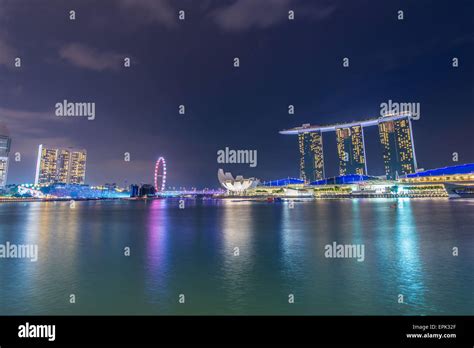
<box><xmin>0</xmin><ymin>0</ymin><xmax>472</xmax><ymax>187</ymax></box>
<box><xmin>0</xmin><ymin>108</ymin><xmax>469</xmax><ymax>188</ymax></box>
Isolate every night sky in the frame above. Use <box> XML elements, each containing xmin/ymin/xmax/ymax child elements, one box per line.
<box><xmin>0</xmin><ymin>0</ymin><xmax>472</xmax><ymax>188</ymax></box>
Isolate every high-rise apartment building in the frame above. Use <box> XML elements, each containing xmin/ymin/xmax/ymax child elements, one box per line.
<box><xmin>69</xmin><ymin>150</ymin><xmax>87</xmax><ymax>184</ymax></box>
<box><xmin>0</xmin><ymin>126</ymin><xmax>12</xmax><ymax>188</ymax></box>
<box><xmin>34</xmin><ymin>145</ymin><xmax>87</xmax><ymax>185</ymax></box>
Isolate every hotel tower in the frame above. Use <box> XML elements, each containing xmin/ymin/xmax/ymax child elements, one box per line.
<box><xmin>378</xmin><ymin>117</ymin><xmax>417</xmax><ymax>179</ymax></box>
<box><xmin>335</xmin><ymin>125</ymin><xmax>367</xmax><ymax>176</ymax></box>
<box><xmin>281</xmin><ymin>113</ymin><xmax>417</xmax><ymax>181</ymax></box>
<box><xmin>298</xmin><ymin>128</ymin><xmax>324</xmax><ymax>183</ymax></box>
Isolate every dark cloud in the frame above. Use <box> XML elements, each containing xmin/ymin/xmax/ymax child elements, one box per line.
<box><xmin>0</xmin><ymin>37</ymin><xmax>15</xmax><ymax>66</ymax></box>
<box><xmin>0</xmin><ymin>0</ymin><xmax>17</xmax><ymax>67</ymax></box>
<box><xmin>211</xmin><ymin>0</ymin><xmax>335</xmax><ymax>31</ymax></box>
<box><xmin>117</xmin><ymin>0</ymin><xmax>177</xmax><ymax>28</ymax></box>
<box><xmin>58</xmin><ymin>43</ymin><xmax>125</xmax><ymax>71</ymax></box>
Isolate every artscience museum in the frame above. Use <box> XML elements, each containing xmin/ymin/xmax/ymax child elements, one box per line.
<box><xmin>217</xmin><ymin>169</ymin><xmax>259</xmax><ymax>193</ymax></box>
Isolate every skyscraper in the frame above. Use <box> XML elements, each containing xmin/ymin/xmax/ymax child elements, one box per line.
<box><xmin>57</xmin><ymin>148</ymin><xmax>71</xmax><ymax>184</ymax></box>
<box><xmin>34</xmin><ymin>145</ymin><xmax>87</xmax><ymax>185</ymax></box>
<box><xmin>68</xmin><ymin>150</ymin><xmax>87</xmax><ymax>184</ymax></box>
<box><xmin>336</xmin><ymin>125</ymin><xmax>367</xmax><ymax>176</ymax></box>
<box><xmin>378</xmin><ymin>116</ymin><xmax>417</xmax><ymax>179</ymax></box>
<box><xmin>281</xmin><ymin>113</ymin><xmax>418</xmax><ymax>180</ymax></box>
<box><xmin>298</xmin><ymin>130</ymin><xmax>324</xmax><ymax>183</ymax></box>
<box><xmin>35</xmin><ymin>145</ymin><xmax>58</xmax><ymax>185</ymax></box>
<box><xmin>0</xmin><ymin>125</ymin><xmax>12</xmax><ymax>188</ymax></box>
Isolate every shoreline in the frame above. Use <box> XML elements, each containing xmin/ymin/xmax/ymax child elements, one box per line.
<box><xmin>0</xmin><ymin>195</ymin><xmax>460</xmax><ymax>203</ymax></box>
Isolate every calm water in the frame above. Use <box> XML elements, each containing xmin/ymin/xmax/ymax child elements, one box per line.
<box><xmin>0</xmin><ymin>198</ymin><xmax>472</xmax><ymax>315</ymax></box>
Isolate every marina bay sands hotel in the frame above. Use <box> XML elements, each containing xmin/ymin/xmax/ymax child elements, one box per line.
<box><xmin>280</xmin><ymin>112</ymin><xmax>417</xmax><ymax>182</ymax></box>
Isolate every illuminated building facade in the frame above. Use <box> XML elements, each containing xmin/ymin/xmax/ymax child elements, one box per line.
<box><xmin>280</xmin><ymin>113</ymin><xmax>417</xmax><ymax>181</ymax></box>
<box><xmin>35</xmin><ymin>145</ymin><xmax>58</xmax><ymax>185</ymax></box>
<box><xmin>57</xmin><ymin>149</ymin><xmax>71</xmax><ymax>184</ymax></box>
<box><xmin>218</xmin><ymin>169</ymin><xmax>259</xmax><ymax>193</ymax></box>
<box><xmin>69</xmin><ymin>150</ymin><xmax>87</xmax><ymax>184</ymax></box>
<box><xmin>298</xmin><ymin>130</ymin><xmax>324</xmax><ymax>183</ymax></box>
<box><xmin>378</xmin><ymin>116</ymin><xmax>417</xmax><ymax>179</ymax></box>
<box><xmin>0</xmin><ymin>131</ymin><xmax>12</xmax><ymax>188</ymax></box>
<box><xmin>335</xmin><ymin>125</ymin><xmax>367</xmax><ymax>175</ymax></box>
<box><xmin>35</xmin><ymin>145</ymin><xmax>87</xmax><ymax>185</ymax></box>
<box><xmin>130</xmin><ymin>184</ymin><xmax>140</xmax><ymax>198</ymax></box>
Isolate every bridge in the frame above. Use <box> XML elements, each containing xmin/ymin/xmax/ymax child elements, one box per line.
<box><xmin>158</xmin><ymin>190</ymin><xmax>225</xmax><ymax>197</ymax></box>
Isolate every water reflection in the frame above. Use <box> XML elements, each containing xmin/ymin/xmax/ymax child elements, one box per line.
<box><xmin>351</xmin><ymin>200</ymin><xmax>363</xmax><ymax>244</ymax></box>
<box><xmin>280</xmin><ymin>203</ymin><xmax>298</xmax><ymax>273</ymax></box>
<box><xmin>145</xmin><ymin>199</ymin><xmax>170</xmax><ymax>301</ymax></box>
<box><xmin>220</xmin><ymin>200</ymin><xmax>254</xmax><ymax>309</ymax></box>
<box><xmin>280</xmin><ymin>202</ymin><xmax>308</xmax><ymax>284</ymax></box>
<box><xmin>0</xmin><ymin>201</ymin><xmax>81</xmax><ymax>314</ymax></box>
<box><xmin>394</xmin><ymin>199</ymin><xmax>426</xmax><ymax>311</ymax></box>
<box><xmin>0</xmin><ymin>199</ymin><xmax>469</xmax><ymax>315</ymax></box>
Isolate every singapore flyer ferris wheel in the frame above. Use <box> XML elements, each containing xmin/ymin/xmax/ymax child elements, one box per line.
<box><xmin>154</xmin><ymin>157</ymin><xmax>167</xmax><ymax>192</ymax></box>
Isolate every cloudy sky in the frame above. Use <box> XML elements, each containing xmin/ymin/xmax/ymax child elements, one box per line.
<box><xmin>0</xmin><ymin>0</ymin><xmax>472</xmax><ymax>187</ymax></box>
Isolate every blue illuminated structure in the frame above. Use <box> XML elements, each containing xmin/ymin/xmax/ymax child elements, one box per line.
<box><xmin>310</xmin><ymin>174</ymin><xmax>380</xmax><ymax>186</ymax></box>
<box><xmin>404</xmin><ymin>163</ymin><xmax>474</xmax><ymax>178</ymax></box>
<box><xmin>40</xmin><ymin>184</ymin><xmax>129</xmax><ymax>198</ymax></box>
<box><xmin>261</xmin><ymin>178</ymin><xmax>304</xmax><ymax>186</ymax></box>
